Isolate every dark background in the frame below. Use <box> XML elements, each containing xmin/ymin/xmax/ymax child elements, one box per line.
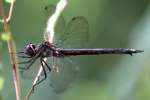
<box><xmin>0</xmin><ymin>0</ymin><xmax>149</xmax><ymax>100</ymax></box>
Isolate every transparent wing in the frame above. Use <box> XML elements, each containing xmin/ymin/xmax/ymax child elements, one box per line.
<box><xmin>56</xmin><ymin>16</ymin><xmax>89</xmax><ymax>48</ymax></box>
<box><xmin>44</xmin><ymin>4</ymin><xmax>66</xmax><ymax>41</ymax></box>
<box><xmin>44</xmin><ymin>4</ymin><xmax>55</xmax><ymax>18</ymax></box>
<box><xmin>47</xmin><ymin>57</ymin><xmax>79</xmax><ymax>93</ymax></box>
<box><xmin>19</xmin><ymin>5</ymin><xmax>89</xmax><ymax>92</ymax></box>
<box><xmin>19</xmin><ymin>58</ymin><xmax>50</xmax><ymax>79</ymax></box>
<box><xmin>43</xmin><ymin>5</ymin><xmax>89</xmax><ymax>92</ymax></box>
<box><xmin>19</xmin><ymin>58</ymin><xmax>40</xmax><ymax>79</ymax></box>
<box><xmin>44</xmin><ymin>5</ymin><xmax>89</xmax><ymax>48</ymax></box>
<box><xmin>19</xmin><ymin>55</ymin><xmax>79</xmax><ymax>93</ymax></box>
<box><xmin>19</xmin><ymin>4</ymin><xmax>66</xmax><ymax>79</ymax></box>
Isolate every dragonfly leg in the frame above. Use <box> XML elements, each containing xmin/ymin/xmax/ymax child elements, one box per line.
<box><xmin>18</xmin><ymin>59</ymin><xmax>33</xmax><ymax>70</ymax></box>
<box><xmin>19</xmin><ymin>49</ymin><xmax>42</xmax><ymax>70</ymax></box>
<box><xmin>19</xmin><ymin>58</ymin><xmax>36</xmax><ymax>70</ymax></box>
<box><xmin>17</xmin><ymin>51</ymin><xmax>25</xmax><ymax>54</ymax></box>
<box><xmin>42</xmin><ymin>59</ymin><xmax>51</xmax><ymax>72</ymax></box>
<box><xmin>17</xmin><ymin>55</ymin><xmax>31</xmax><ymax>58</ymax></box>
<box><xmin>32</xmin><ymin>58</ymin><xmax>47</xmax><ymax>89</ymax></box>
<box><xmin>18</xmin><ymin>59</ymin><xmax>32</xmax><ymax>64</ymax></box>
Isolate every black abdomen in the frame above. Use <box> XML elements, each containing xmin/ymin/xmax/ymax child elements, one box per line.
<box><xmin>57</xmin><ymin>48</ymin><xmax>143</xmax><ymax>56</ymax></box>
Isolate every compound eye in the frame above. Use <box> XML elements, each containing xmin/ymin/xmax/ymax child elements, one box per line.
<box><xmin>24</xmin><ymin>43</ymin><xmax>36</xmax><ymax>57</ymax></box>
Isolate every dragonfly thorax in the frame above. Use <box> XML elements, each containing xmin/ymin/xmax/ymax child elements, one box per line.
<box><xmin>42</xmin><ymin>41</ymin><xmax>59</xmax><ymax>57</ymax></box>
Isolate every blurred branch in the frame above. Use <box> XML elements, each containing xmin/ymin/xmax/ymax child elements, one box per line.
<box><xmin>45</xmin><ymin>0</ymin><xmax>68</xmax><ymax>43</ymax></box>
<box><xmin>0</xmin><ymin>0</ymin><xmax>15</xmax><ymax>23</ymax></box>
<box><xmin>26</xmin><ymin>0</ymin><xmax>68</xmax><ymax>99</ymax></box>
<box><xmin>0</xmin><ymin>0</ymin><xmax>21</xmax><ymax>100</ymax></box>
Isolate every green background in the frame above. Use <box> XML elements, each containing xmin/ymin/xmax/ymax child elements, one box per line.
<box><xmin>0</xmin><ymin>0</ymin><xmax>149</xmax><ymax>100</ymax></box>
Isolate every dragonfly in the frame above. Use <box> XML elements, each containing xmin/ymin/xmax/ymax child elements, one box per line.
<box><xmin>18</xmin><ymin>5</ymin><xmax>143</xmax><ymax>93</ymax></box>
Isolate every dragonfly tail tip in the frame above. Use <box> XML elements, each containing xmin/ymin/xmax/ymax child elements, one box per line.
<box><xmin>135</xmin><ymin>49</ymin><xmax>144</xmax><ymax>53</ymax></box>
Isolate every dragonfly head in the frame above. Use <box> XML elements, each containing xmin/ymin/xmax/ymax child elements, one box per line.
<box><xmin>24</xmin><ymin>43</ymin><xmax>37</xmax><ymax>57</ymax></box>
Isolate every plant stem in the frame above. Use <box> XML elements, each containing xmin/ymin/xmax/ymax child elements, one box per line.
<box><xmin>0</xmin><ymin>1</ymin><xmax>21</xmax><ymax>100</ymax></box>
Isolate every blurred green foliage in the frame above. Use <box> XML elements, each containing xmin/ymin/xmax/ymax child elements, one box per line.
<box><xmin>0</xmin><ymin>0</ymin><xmax>150</xmax><ymax>100</ymax></box>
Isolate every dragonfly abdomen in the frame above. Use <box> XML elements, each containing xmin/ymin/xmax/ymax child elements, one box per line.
<box><xmin>58</xmin><ymin>48</ymin><xmax>143</xmax><ymax>56</ymax></box>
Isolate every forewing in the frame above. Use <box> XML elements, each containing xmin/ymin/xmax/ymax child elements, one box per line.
<box><xmin>57</xmin><ymin>16</ymin><xmax>89</xmax><ymax>48</ymax></box>
<box><xmin>44</xmin><ymin>5</ymin><xmax>89</xmax><ymax>48</ymax></box>
<box><xmin>43</xmin><ymin>4</ymin><xmax>66</xmax><ymax>42</ymax></box>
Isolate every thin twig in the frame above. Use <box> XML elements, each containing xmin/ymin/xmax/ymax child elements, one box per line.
<box><xmin>45</xmin><ymin>0</ymin><xmax>68</xmax><ymax>43</ymax></box>
<box><xmin>7</xmin><ymin>1</ymin><xmax>14</xmax><ymax>22</ymax></box>
<box><xmin>0</xmin><ymin>1</ymin><xmax>21</xmax><ymax>100</ymax></box>
<box><xmin>0</xmin><ymin>1</ymin><xmax>14</xmax><ymax>23</ymax></box>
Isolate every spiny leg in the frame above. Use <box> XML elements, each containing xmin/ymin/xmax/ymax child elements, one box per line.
<box><xmin>18</xmin><ymin>58</ymin><xmax>33</xmax><ymax>70</ymax></box>
<box><xmin>19</xmin><ymin>49</ymin><xmax>43</xmax><ymax>70</ymax></box>
<box><xmin>18</xmin><ymin>55</ymin><xmax>31</xmax><ymax>58</ymax></box>
<box><xmin>18</xmin><ymin>58</ymin><xmax>35</xmax><ymax>79</ymax></box>
<box><xmin>17</xmin><ymin>51</ymin><xmax>25</xmax><ymax>54</ymax></box>
<box><xmin>42</xmin><ymin>59</ymin><xmax>51</xmax><ymax>72</ymax></box>
<box><xmin>18</xmin><ymin>58</ymin><xmax>32</xmax><ymax>64</ymax></box>
<box><xmin>32</xmin><ymin>58</ymin><xmax>47</xmax><ymax>90</ymax></box>
<box><xmin>19</xmin><ymin>57</ymin><xmax>37</xmax><ymax>70</ymax></box>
